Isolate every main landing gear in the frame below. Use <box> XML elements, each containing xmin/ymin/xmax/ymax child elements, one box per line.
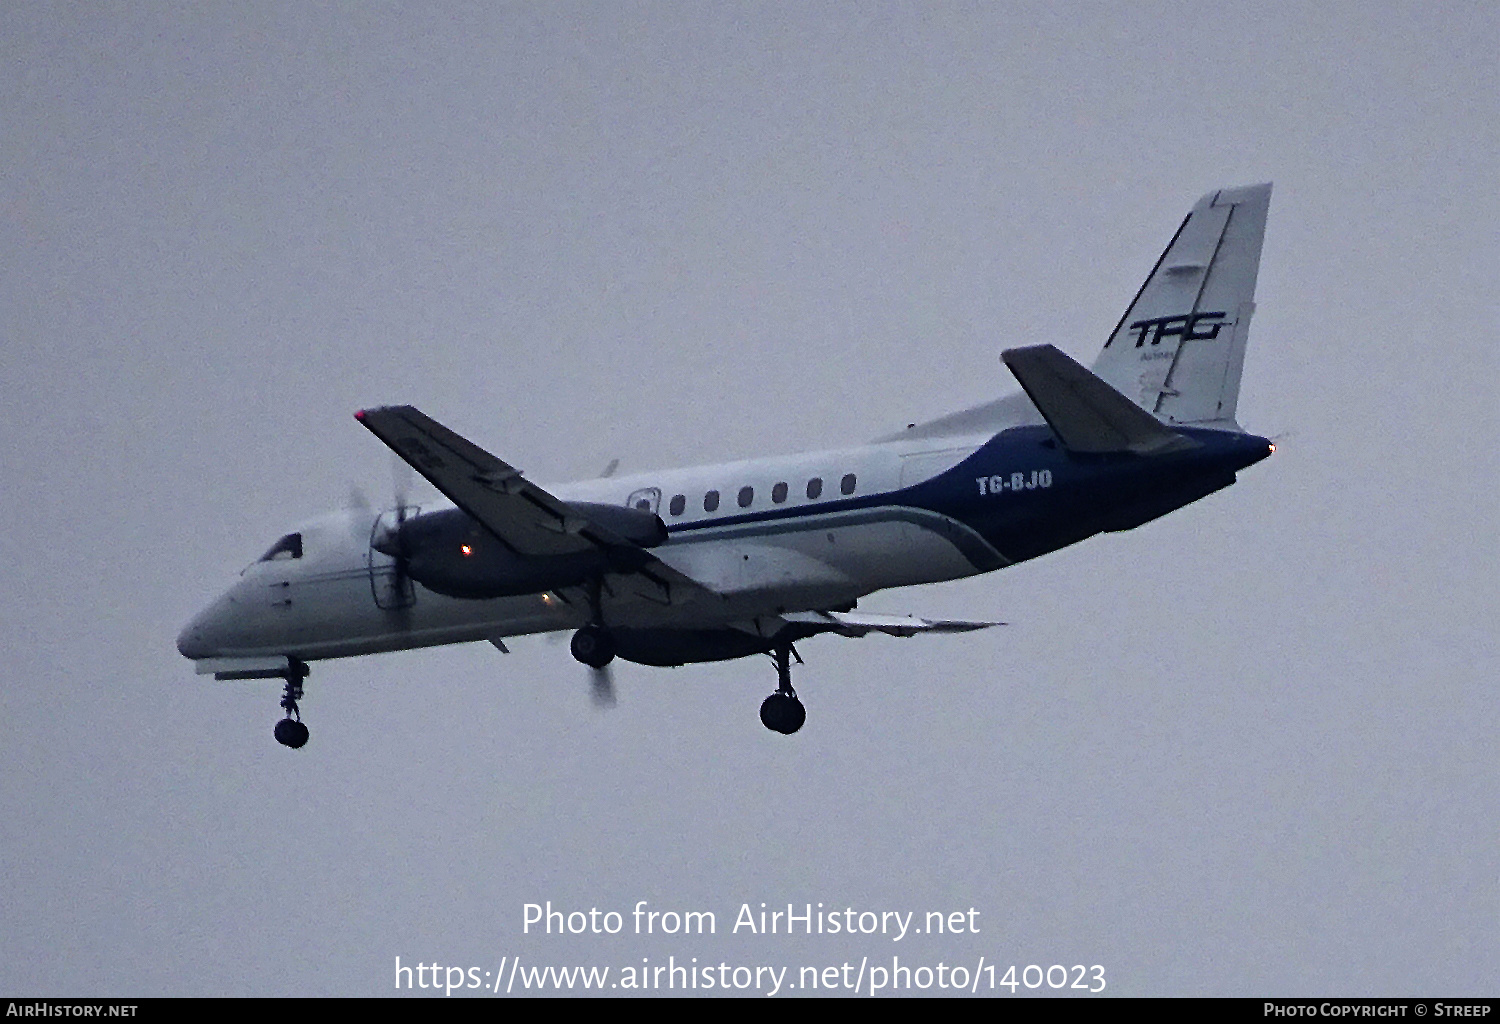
<box><xmin>570</xmin><ymin>625</ymin><xmax>616</xmax><ymax>669</ymax></box>
<box><xmin>569</xmin><ymin>577</ymin><xmax>616</xmax><ymax>670</ymax></box>
<box><xmin>274</xmin><ymin>659</ymin><xmax>310</xmax><ymax>749</ymax></box>
<box><xmin>759</xmin><ymin>644</ymin><xmax>806</xmax><ymax>735</ymax></box>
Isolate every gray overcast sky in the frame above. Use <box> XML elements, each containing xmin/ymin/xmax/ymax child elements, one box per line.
<box><xmin>2</xmin><ymin>1</ymin><xmax>1496</xmax><ymax>997</ymax></box>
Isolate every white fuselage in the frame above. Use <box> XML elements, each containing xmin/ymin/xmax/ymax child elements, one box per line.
<box><xmin>177</xmin><ymin>435</ymin><xmax>1000</xmax><ymax>663</ymax></box>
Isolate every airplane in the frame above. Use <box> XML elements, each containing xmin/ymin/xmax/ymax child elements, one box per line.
<box><xmin>177</xmin><ymin>183</ymin><xmax>1276</xmax><ymax>748</ymax></box>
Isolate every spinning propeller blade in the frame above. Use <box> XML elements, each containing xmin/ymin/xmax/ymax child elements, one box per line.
<box><xmin>589</xmin><ymin>664</ymin><xmax>617</xmax><ymax>708</ymax></box>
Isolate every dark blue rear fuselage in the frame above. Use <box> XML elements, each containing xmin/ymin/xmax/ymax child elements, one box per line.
<box><xmin>666</xmin><ymin>425</ymin><xmax>1273</xmax><ymax>567</ymax></box>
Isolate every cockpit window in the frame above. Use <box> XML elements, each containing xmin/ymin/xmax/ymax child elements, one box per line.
<box><xmin>258</xmin><ymin>533</ymin><xmax>303</xmax><ymax>561</ymax></box>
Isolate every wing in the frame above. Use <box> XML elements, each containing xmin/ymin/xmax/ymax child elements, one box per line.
<box><xmin>355</xmin><ymin>405</ymin><xmax>720</xmax><ymax>605</ymax></box>
<box><xmin>357</xmin><ymin>405</ymin><xmax>620</xmax><ymax>557</ymax></box>
<box><xmin>778</xmin><ymin>610</ymin><xmax>1002</xmax><ymax>638</ymax></box>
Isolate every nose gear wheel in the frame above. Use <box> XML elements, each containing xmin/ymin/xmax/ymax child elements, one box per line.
<box><xmin>274</xmin><ymin>660</ymin><xmax>310</xmax><ymax>749</ymax></box>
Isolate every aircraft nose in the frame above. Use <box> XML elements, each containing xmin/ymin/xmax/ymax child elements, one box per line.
<box><xmin>176</xmin><ymin>617</ymin><xmax>211</xmax><ymax>660</ymax></box>
<box><xmin>177</xmin><ymin>598</ymin><xmax>228</xmax><ymax>660</ymax></box>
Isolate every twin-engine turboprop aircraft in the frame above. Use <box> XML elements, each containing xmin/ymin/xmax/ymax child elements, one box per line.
<box><xmin>178</xmin><ymin>184</ymin><xmax>1276</xmax><ymax>748</ymax></box>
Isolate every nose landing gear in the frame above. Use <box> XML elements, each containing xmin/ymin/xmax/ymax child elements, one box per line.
<box><xmin>274</xmin><ymin>660</ymin><xmax>310</xmax><ymax>749</ymax></box>
<box><xmin>759</xmin><ymin>644</ymin><xmax>806</xmax><ymax>735</ymax></box>
<box><xmin>273</xmin><ymin>716</ymin><xmax>308</xmax><ymax>748</ymax></box>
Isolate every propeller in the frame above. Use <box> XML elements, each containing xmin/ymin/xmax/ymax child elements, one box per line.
<box><xmin>390</xmin><ymin>451</ymin><xmax>414</xmax><ymax>515</ymax></box>
<box><xmin>549</xmin><ymin>588</ymin><xmax>619</xmax><ymax>709</ymax></box>
<box><xmin>343</xmin><ymin>483</ymin><xmax>376</xmax><ymax>550</ymax></box>
<box><xmin>367</xmin><ymin>453</ymin><xmax>418</xmax><ymax>617</ymax></box>
<box><xmin>589</xmin><ymin>664</ymin><xmax>617</xmax><ymax>708</ymax></box>
<box><xmin>522</xmin><ymin>629</ymin><xmax>619</xmax><ymax>707</ymax></box>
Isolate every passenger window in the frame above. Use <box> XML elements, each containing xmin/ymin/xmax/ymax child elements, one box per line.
<box><xmin>704</xmin><ymin>490</ymin><xmax>720</xmax><ymax>512</ymax></box>
<box><xmin>258</xmin><ymin>533</ymin><xmax>303</xmax><ymax>561</ymax></box>
<box><xmin>806</xmin><ymin>477</ymin><xmax>823</xmax><ymax>500</ymax></box>
<box><xmin>738</xmin><ymin>486</ymin><xmax>754</xmax><ymax>508</ymax></box>
<box><xmin>669</xmin><ymin>494</ymin><xmax>686</xmax><ymax>516</ymax></box>
<box><xmin>841</xmin><ymin>473</ymin><xmax>856</xmax><ymax>495</ymax></box>
<box><xmin>772</xmin><ymin>481</ymin><xmax>788</xmax><ymax>504</ymax></box>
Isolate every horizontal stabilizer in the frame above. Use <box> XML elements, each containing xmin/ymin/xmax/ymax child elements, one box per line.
<box><xmin>1001</xmin><ymin>344</ymin><xmax>1196</xmax><ymax>454</ymax></box>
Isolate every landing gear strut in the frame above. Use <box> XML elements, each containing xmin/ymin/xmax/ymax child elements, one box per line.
<box><xmin>274</xmin><ymin>660</ymin><xmax>310</xmax><ymax>749</ymax></box>
<box><xmin>759</xmin><ymin>644</ymin><xmax>806</xmax><ymax>735</ymax></box>
<box><xmin>569</xmin><ymin>578</ymin><xmax>616</xmax><ymax>669</ymax></box>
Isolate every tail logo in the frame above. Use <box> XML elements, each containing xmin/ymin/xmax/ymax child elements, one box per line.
<box><xmin>1125</xmin><ymin>311</ymin><xmax>1228</xmax><ymax>348</ymax></box>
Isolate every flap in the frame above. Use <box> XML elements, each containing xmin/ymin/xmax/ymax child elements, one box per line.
<box><xmin>779</xmin><ymin>610</ymin><xmax>1001</xmax><ymax>637</ymax></box>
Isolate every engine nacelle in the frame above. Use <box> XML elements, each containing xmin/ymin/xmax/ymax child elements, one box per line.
<box><xmin>382</xmin><ymin>504</ymin><xmax>665</xmax><ymax>600</ymax></box>
<box><xmin>564</xmin><ymin>501</ymin><xmax>668</xmax><ymax>548</ymax></box>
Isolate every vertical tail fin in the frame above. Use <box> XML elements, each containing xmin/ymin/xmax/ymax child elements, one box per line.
<box><xmin>1091</xmin><ymin>183</ymin><xmax>1271</xmax><ymax>428</ymax></box>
